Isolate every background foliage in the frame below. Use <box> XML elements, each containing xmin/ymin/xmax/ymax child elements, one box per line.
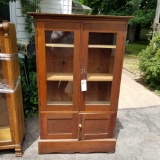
<box><xmin>139</xmin><ymin>33</ymin><xmax>160</xmax><ymax>91</ymax></box>
<box><xmin>0</xmin><ymin>0</ymin><xmax>15</xmax><ymax>5</ymax></box>
<box><xmin>19</xmin><ymin>55</ymin><xmax>38</xmax><ymax>117</ymax></box>
<box><xmin>81</xmin><ymin>0</ymin><xmax>156</xmax><ymax>26</ymax></box>
<box><xmin>20</xmin><ymin>0</ymin><xmax>41</xmax><ymax>43</ymax></box>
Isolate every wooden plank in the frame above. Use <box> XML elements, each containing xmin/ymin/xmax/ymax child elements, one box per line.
<box><xmin>38</xmin><ymin>139</ymin><xmax>116</xmax><ymax>153</ymax></box>
<box><xmin>46</xmin><ymin>44</ymin><xmax>116</xmax><ymax>49</ymax></box>
<box><xmin>86</xmin><ymin>101</ymin><xmax>110</xmax><ymax>105</ymax></box>
<box><xmin>47</xmin><ymin>73</ymin><xmax>113</xmax><ymax>81</ymax></box>
<box><xmin>87</xmin><ymin>73</ymin><xmax>113</xmax><ymax>81</ymax></box>
<box><xmin>47</xmin><ymin>73</ymin><xmax>73</xmax><ymax>81</ymax></box>
<box><xmin>46</xmin><ymin>44</ymin><xmax>74</xmax><ymax>48</ymax></box>
<box><xmin>47</xmin><ymin>101</ymin><xmax>72</xmax><ymax>105</ymax></box>
<box><xmin>88</xmin><ymin>45</ymin><xmax>116</xmax><ymax>49</ymax></box>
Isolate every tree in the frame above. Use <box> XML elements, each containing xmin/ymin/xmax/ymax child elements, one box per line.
<box><xmin>153</xmin><ymin>0</ymin><xmax>160</xmax><ymax>34</ymax></box>
<box><xmin>0</xmin><ymin>0</ymin><xmax>15</xmax><ymax>5</ymax></box>
<box><xmin>81</xmin><ymin>0</ymin><xmax>157</xmax><ymax>41</ymax></box>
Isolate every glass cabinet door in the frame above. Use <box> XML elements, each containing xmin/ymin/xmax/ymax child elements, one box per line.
<box><xmin>45</xmin><ymin>31</ymin><xmax>74</xmax><ymax>106</ymax></box>
<box><xmin>0</xmin><ymin>93</ymin><xmax>11</xmax><ymax>141</ymax></box>
<box><xmin>85</xmin><ymin>32</ymin><xmax>117</xmax><ymax>105</ymax></box>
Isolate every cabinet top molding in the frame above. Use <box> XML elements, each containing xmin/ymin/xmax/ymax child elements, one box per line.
<box><xmin>28</xmin><ymin>12</ymin><xmax>133</xmax><ymax>22</ymax></box>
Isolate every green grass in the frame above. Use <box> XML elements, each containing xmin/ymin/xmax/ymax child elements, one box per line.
<box><xmin>123</xmin><ymin>42</ymin><xmax>147</xmax><ymax>75</ymax></box>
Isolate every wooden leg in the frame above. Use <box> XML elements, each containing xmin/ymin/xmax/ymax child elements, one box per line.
<box><xmin>15</xmin><ymin>144</ymin><xmax>23</xmax><ymax>157</ymax></box>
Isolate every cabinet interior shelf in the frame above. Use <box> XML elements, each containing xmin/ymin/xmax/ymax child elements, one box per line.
<box><xmin>88</xmin><ymin>45</ymin><xmax>116</xmax><ymax>49</ymax></box>
<box><xmin>47</xmin><ymin>73</ymin><xmax>113</xmax><ymax>81</ymax></box>
<box><xmin>86</xmin><ymin>101</ymin><xmax>110</xmax><ymax>105</ymax></box>
<box><xmin>45</xmin><ymin>43</ymin><xmax>116</xmax><ymax>49</ymax></box>
<box><xmin>47</xmin><ymin>101</ymin><xmax>72</xmax><ymax>105</ymax></box>
<box><xmin>46</xmin><ymin>44</ymin><xmax>74</xmax><ymax>48</ymax></box>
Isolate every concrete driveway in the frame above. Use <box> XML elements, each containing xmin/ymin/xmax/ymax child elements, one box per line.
<box><xmin>1</xmin><ymin>70</ymin><xmax>160</xmax><ymax>160</ymax></box>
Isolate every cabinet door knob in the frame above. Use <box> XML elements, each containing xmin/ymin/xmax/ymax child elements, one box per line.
<box><xmin>79</xmin><ymin>124</ymin><xmax>82</xmax><ymax>128</ymax></box>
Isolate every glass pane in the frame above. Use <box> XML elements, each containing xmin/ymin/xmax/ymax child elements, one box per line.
<box><xmin>45</xmin><ymin>31</ymin><xmax>74</xmax><ymax>105</ymax></box>
<box><xmin>88</xmin><ymin>48</ymin><xmax>115</xmax><ymax>74</ymax></box>
<box><xmin>86</xmin><ymin>32</ymin><xmax>117</xmax><ymax>105</ymax></box>
<box><xmin>45</xmin><ymin>31</ymin><xmax>74</xmax><ymax>44</ymax></box>
<box><xmin>47</xmin><ymin>81</ymin><xmax>73</xmax><ymax>105</ymax></box>
<box><xmin>86</xmin><ymin>81</ymin><xmax>111</xmax><ymax>104</ymax></box>
<box><xmin>0</xmin><ymin>60</ymin><xmax>4</xmax><ymax>84</ymax></box>
<box><xmin>0</xmin><ymin>93</ymin><xmax>11</xmax><ymax>141</ymax></box>
<box><xmin>89</xmin><ymin>33</ymin><xmax>116</xmax><ymax>45</ymax></box>
<box><xmin>46</xmin><ymin>47</ymin><xmax>73</xmax><ymax>73</ymax></box>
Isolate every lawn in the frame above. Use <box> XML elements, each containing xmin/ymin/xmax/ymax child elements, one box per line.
<box><xmin>123</xmin><ymin>42</ymin><xmax>148</xmax><ymax>75</ymax></box>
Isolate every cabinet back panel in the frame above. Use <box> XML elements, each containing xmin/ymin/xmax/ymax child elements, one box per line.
<box><xmin>46</xmin><ymin>47</ymin><xmax>73</xmax><ymax>73</ymax></box>
<box><xmin>47</xmin><ymin>81</ymin><xmax>73</xmax><ymax>103</ymax></box>
<box><xmin>89</xmin><ymin>33</ymin><xmax>116</xmax><ymax>45</ymax></box>
<box><xmin>45</xmin><ymin>31</ymin><xmax>74</xmax><ymax>44</ymax></box>
<box><xmin>86</xmin><ymin>82</ymin><xmax>112</xmax><ymax>103</ymax></box>
<box><xmin>88</xmin><ymin>48</ymin><xmax>112</xmax><ymax>73</ymax></box>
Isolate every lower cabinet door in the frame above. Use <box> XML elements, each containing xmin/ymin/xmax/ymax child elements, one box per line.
<box><xmin>40</xmin><ymin>112</ymin><xmax>78</xmax><ymax>139</ymax></box>
<box><xmin>78</xmin><ymin>113</ymin><xmax>110</xmax><ymax>140</ymax></box>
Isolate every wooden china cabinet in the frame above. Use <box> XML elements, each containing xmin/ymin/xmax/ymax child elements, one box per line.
<box><xmin>0</xmin><ymin>21</ymin><xmax>25</xmax><ymax>156</ymax></box>
<box><xmin>29</xmin><ymin>13</ymin><xmax>132</xmax><ymax>154</ymax></box>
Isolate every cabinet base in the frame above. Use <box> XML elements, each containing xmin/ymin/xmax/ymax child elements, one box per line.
<box><xmin>38</xmin><ymin>139</ymin><xmax>116</xmax><ymax>154</ymax></box>
<box><xmin>0</xmin><ymin>144</ymin><xmax>23</xmax><ymax>157</ymax></box>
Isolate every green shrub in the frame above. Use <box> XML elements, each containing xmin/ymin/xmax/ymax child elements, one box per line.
<box><xmin>139</xmin><ymin>33</ymin><xmax>160</xmax><ymax>90</ymax></box>
<box><xmin>19</xmin><ymin>55</ymin><xmax>38</xmax><ymax>117</ymax></box>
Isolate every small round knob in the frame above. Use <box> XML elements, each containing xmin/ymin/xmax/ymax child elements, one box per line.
<box><xmin>79</xmin><ymin>124</ymin><xmax>82</xmax><ymax>128</ymax></box>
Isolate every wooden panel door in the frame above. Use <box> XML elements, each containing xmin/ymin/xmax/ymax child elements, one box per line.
<box><xmin>78</xmin><ymin>113</ymin><xmax>110</xmax><ymax>140</ymax></box>
<box><xmin>40</xmin><ymin>112</ymin><xmax>78</xmax><ymax>139</ymax></box>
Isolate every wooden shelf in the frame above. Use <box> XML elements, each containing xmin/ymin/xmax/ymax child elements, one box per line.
<box><xmin>45</xmin><ymin>44</ymin><xmax>116</xmax><ymax>49</ymax></box>
<box><xmin>47</xmin><ymin>73</ymin><xmax>113</xmax><ymax>81</ymax></box>
<box><xmin>88</xmin><ymin>45</ymin><xmax>116</xmax><ymax>49</ymax></box>
<box><xmin>86</xmin><ymin>101</ymin><xmax>110</xmax><ymax>105</ymax></box>
<box><xmin>46</xmin><ymin>43</ymin><xmax>74</xmax><ymax>48</ymax></box>
<box><xmin>87</xmin><ymin>73</ymin><xmax>113</xmax><ymax>81</ymax></box>
<box><xmin>47</xmin><ymin>101</ymin><xmax>72</xmax><ymax>105</ymax></box>
<box><xmin>0</xmin><ymin>127</ymin><xmax>11</xmax><ymax>141</ymax></box>
<box><xmin>47</xmin><ymin>73</ymin><xmax>73</xmax><ymax>81</ymax></box>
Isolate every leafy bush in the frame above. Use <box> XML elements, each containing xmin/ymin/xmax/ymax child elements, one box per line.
<box><xmin>19</xmin><ymin>55</ymin><xmax>38</xmax><ymax>117</ymax></box>
<box><xmin>139</xmin><ymin>33</ymin><xmax>160</xmax><ymax>91</ymax></box>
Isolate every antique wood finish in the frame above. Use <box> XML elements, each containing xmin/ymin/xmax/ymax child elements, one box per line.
<box><xmin>29</xmin><ymin>13</ymin><xmax>132</xmax><ymax>154</ymax></box>
<box><xmin>0</xmin><ymin>21</ymin><xmax>25</xmax><ymax>157</ymax></box>
<box><xmin>39</xmin><ymin>139</ymin><xmax>116</xmax><ymax>154</ymax></box>
<box><xmin>0</xmin><ymin>21</ymin><xmax>20</xmax><ymax>89</ymax></box>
